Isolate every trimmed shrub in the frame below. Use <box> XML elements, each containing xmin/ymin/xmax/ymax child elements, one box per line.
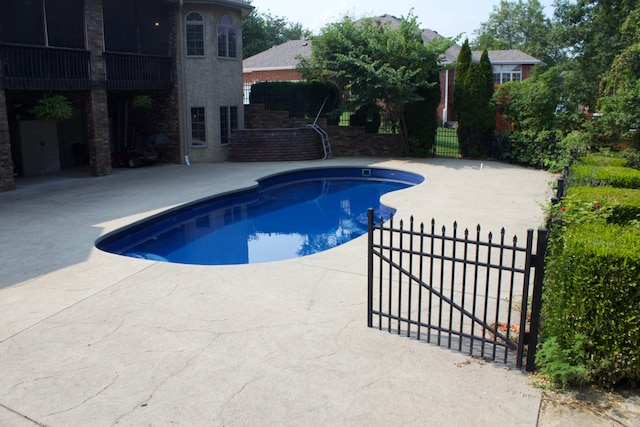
<box><xmin>542</xmin><ymin>221</ymin><xmax>640</xmax><ymax>386</ymax></box>
<box><xmin>249</xmin><ymin>81</ymin><xmax>340</xmax><ymax>118</ymax></box>
<box><xmin>568</xmin><ymin>186</ymin><xmax>640</xmax><ymax>224</ymax></box>
<box><xmin>571</xmin><ymin>165</ymin><xmax>640</xmax><ymax>188</ymax></box>
<box><xmin>579</xmin><ymin>153</ymin><xmax>628</xmax><ymax>167</ymax></box>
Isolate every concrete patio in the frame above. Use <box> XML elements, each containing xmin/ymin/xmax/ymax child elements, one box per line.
<box><xmin>0</xmin><ymin>158</ymin><xmax>555</xmax><ymax>426</ymax></box>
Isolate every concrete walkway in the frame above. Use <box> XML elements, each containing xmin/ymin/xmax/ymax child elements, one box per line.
<box><xmin>0</xmin><ymin>158</ymin><xmax>554</xmax><ymax>426</ymax></box>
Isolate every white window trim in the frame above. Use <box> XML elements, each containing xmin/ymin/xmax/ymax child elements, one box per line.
<box><xmin>190</xmin><ymin>106</ymin><xmax>207</xmax><ymax>147</ymax></box>
<box><xmin>185</xmin><ymin>11</ymin><xmax>205</xmax><ymax>57</ymax></box>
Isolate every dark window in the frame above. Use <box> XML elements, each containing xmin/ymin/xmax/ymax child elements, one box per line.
<box><xmin>103</xmin><ymin>0</ymin><xmax>137</xmax><ymax>52</ymax></box>
<box><xmin>217</xmin><ymin>16</ymin><xmax>237</xmax><ymax>59</ymax></box>
<box><xmin>191</xmin><ymin>107</ymin><xmax>206</xmax><ymax>147</ymax></box>
<box><xmin>220</xmin><ymin>106</ymin><xmax>238</xmax><ymax>145</ymax></box>
<box><xmin>0</xmin><ymin>0</ymin><xmax>44</xmax><ymax>45</ymax></box>
<box><xmin>137</xmin><ymin>0</ymin><xmax>169</xmax><ymax>55</ymax></box>
<box><xmin>103</xmin><ymin>0</ymin><xmax>168</xmax><ymax>54</ymax></box>
<box><xmin>45</xmin><ymin>0</ymin><xmax>84</xmax><ymax>48</ymax></box>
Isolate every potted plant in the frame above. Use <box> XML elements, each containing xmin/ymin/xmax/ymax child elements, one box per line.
<box><xmin>31</xmin><ymin>95</ymin><xmax>73</xmax><ymax>121</ymax></box>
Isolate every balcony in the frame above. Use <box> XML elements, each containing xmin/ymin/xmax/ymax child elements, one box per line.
<box><xmin>0</xmin><ymin>43</ymin><xmax>90</xmax><ymax>90</ymax></box>
<box><xmin>103</xmin><ymin>52</ymin><xmax>173</xmax><ymax>90</ymax></box>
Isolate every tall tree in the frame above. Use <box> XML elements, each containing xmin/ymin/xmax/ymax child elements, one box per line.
<box><xmin>597</xmin><ymin>3</ymin><xmax>640</xmax><ymax>147</ymax></box>
<box><xmin>242</xmin><ymin>2</ymin><xmax>311</xmax><ymax>58</ymax></box>
<box><xmin>452</xmin><ymin>39</ymin><xmax>472</xmax><ymax>122</ymax></box>
<box><xmin>553</xmin><ymin>0</ymin><xmax>636</xmax><ymax>110</ymax></box>
<box><xmin>298</xmin><ymin>13</ymin><xmax>453</xmax><ymax>154</ymax></box>
<box><xmin>472</xmin><ymin>0</ymin><xmax>559</xmax><ymax>66</ymax></box>
<box><xmin>456</xmin><ymin>49</ymin><xmax>496</xmax><ymax>157</ymax></box>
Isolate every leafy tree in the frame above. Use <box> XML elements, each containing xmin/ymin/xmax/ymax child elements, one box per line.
<box><xmin>553</xmin><ymin>0</ymin><xmax>636</xmax><ymax>110</ymax></box>
<box><xmin>473</xmin><ymin>0</ymin><xmax>560</xmax><ymax>66</ymax></box>
<box><xmin>494</xmin><ymin>66</ymin><xmax>581</xmax><ymax>169</ymax></box>
<box><xmin>597</xmin><ymin>3</ymin><xmax>640</xmax><ymax>148</ymax></box>
<box><xmin>298</xmin><ymin>13</ymin><xmax>453</xmax><ymax>154</ymax></box>
<box><xmin>242</xmin><ymin>1</ymin><xmax>311</xmax><ymax>58</ymax></box>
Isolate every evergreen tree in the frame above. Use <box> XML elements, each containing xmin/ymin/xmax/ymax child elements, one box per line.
<box><xmin>453</xmin><ymin>39</ymin><xmax>472</xmax><ymax>121</ymax></box>
<box><xmin>455</xmin><ymin>48</ymin><xmax>496</xmax><ymax>157</ymax></box>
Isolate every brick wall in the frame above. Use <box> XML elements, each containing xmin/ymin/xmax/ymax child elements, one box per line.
<box><xmin>229</xmin><ymin>128</ymin><xmax>323</xmax><ymax>161</ymax></box>
<box><xmin>0</xmin><ymin>89</ymin><xmax>15</xmax><ymax>192</ymax></box>
<box><xmin>326</xmin><ymin>126</ymin><xmax>404</xmax><ymax>157</ymax></box>
<box><xmin>243</xmin><ymin>69</ymin><xmax>302</xmax><ymax>85</ymax></box>
<box><xmin>245</xmin><ymin>104</ymin><xmax>311</xmax><ymax>129</ymax></box>
<box><xmin>86</xmin><ymin>0</ymin><xmax>111</xmax><ymax>176</ymax></box>
<box><xmin>86</xmin><ymin>89</ymin><xmax>112</xmax><ymax>176</ymax></box>
<box><xmin>238</xmin><ymin>105</ymin><xmax>405</xmax><ymax>160</ymax></box>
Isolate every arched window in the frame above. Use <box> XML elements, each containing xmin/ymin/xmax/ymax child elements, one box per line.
<box><xmin>217</xmin><ymin>15</ymin><xmax>237</xmax><ymax>58</ymax></box>
<box><xmin>185</xmin><ymin>12</ymin><xmax>204</xmax><ymax>56</ymax></box>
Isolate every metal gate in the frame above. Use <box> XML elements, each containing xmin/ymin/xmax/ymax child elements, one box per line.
<box><xmin>367</xmin><ymin>209</ymin><xmax>548</xmax><ymax>370</ymax></box>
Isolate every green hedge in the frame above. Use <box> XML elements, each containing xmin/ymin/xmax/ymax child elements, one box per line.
<box><xmin>568</xmin><ymin>186</ymin><xmax>640</xmax><ymax>224</ymax></box>
<box><xmin>249</xmin><ymin>81</ymin><xmax>340</xmax><ymax>119</ymax></box>
<box><xmin>579</xmin><ymin>153</ymin><xmax>628</xmax><ymax>167</ymax></box>
<box><xmin>571</xmin><ymin>165</ymin><xmax>640</xmax><ymax>189</ymax></box>
<box><xmin>542</xmin><ymin>222</ymin><xmax>640</xmax><ymax>386</ymax></box>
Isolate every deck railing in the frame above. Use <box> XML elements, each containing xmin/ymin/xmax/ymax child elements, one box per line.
<box><xmin>103</xmin><ymin>52</ymin><xmax>173</xmax><ymax>90</ymax></box>
<box><xmin>0</xmin><ymin>43</ymin><xmax>90</xmax><ymax>89</ymax></box>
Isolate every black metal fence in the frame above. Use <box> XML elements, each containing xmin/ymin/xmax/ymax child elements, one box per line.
<box><xmin>367</xmin><ymin>209</ymin><xmax>548</xmax><ymax>370</ymax></box>
<box><xmin>434</xmin><ymin>127</ymin><xmax>460</xmax><ymax>157</ymax></box>
<box><xmin>103</xmin><ymin>52</ymin><xmax>173</xmax><ymax>90</ymax></box>
<box><xmin>0</xmin><ymin>43</ymin><xmax>90</xmax><ymax>89</ymax></box>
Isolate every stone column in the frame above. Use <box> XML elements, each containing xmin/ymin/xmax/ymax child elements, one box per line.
<box><xmin>85</xmin><ymin>0</ymin><xmax>111</xmax><ymax>176</ymax></box>
<box><xmin>0</xmin><ymin>89</ymin><xmax>16</xmax><ymax>192</ymax></box>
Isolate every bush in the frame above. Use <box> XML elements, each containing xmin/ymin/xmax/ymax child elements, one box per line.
<box><xmin>542</xmin><ymin>221</ymin><xmax>640</xmax><ymax>387</ymax></box>
<box><xmin>536</xmin><ymin>335</ymin><xmax>592</xmax><ymax>388</ymax></box>
<box><xmin>579</xmin><ymin>153</ymin><xmax>628</xmax><ymax>167</ymax></box>
<box><xmin>568</xmin><ymin>186</ymin><xmax>640</xmax><ymax>224</ymax></box>
<box><xmin>249</xmin><ymin>81</ymin><xmax>340</xmax><ymax>118</ymax></box>
<box><xmin>571</xmin><ymin>165</ymin><xmax>640</xmax><ymax>188</ymax></box>
<box><xmin>622</xmin><ymin>149</ymin><xmax>640</xmax><ymax>170</ymax></box>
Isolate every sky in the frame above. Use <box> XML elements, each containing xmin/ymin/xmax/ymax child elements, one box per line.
<box><xmin>251</xmin><ymin>0</ymin><xmax>557</xmax><ymax>39</ymax></box>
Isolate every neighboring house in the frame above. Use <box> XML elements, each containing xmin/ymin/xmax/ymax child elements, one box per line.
<box><xmin>242</xmin><ymin>39</ymin><xmax>312</xmax><ymax>102</ymax></box>
<box><xmin>242</xmin><ymin>14</ymin><xmax>545</xmax><ymax>127</ymax></box>
<box><xmin>0</xmin><ymin>0</ymin><xmax>252</xmax><ymax>192</ymax></box>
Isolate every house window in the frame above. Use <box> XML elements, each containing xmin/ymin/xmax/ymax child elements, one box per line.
<box><xmin>492</xmin><ymin>65</ymin><xmax>522</xmax><ymax>85</ymax></box>
<box><xmin>191</xmin><ymin>107</ymin><xmax>206</xmax><ymax>147</ymax></box>
<box><xmin>220</xmin><ymin>106</ymin><xmax>238</xmax><ymax>145</ymax></box>
<box><xmin>217</xmin><ymin>16</ymin><xmax>237</xmax><ymax>58</ymax></box>
<box><xmin>186</xmin><ymin>12</ymin><xmax>204</xmax><ymax>56</ymax></box>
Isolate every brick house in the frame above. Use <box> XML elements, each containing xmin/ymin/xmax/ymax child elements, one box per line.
<box><xmin>242</xmin><ymin>15</ymin><xmax>545</xmax><ymax>128</ymax></box>
<box><xmin>0</xmin><ymin>0</ymin><xmax>253</xmax><ymax>192</ymax></box>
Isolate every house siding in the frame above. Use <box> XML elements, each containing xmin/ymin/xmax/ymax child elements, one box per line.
<box><xmin>182</xmin><ymin>5</ymin><xmax>245</xmax><ymax>163</ymax></box>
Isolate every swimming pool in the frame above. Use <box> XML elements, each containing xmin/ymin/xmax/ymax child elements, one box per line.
<box><xmin>96</xmin><ymin>167</ymin><xmax>424</xmax><ymax>265</ymax></box>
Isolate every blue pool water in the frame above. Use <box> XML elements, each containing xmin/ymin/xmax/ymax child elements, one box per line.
<box><xmin>96</xmin><ymin>167</ymin><xmax>423</xmax><ymax>265</ymax></box>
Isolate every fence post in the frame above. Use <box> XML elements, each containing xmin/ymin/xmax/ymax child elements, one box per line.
<box><xmin>525</xmin><ymin>228</ymin><xmax>549</xmax><ymax>371</ymax></box>
<box><xmin>367</xmin><ymin>208</ymin><xmax>374</xmax><ymax>328</ymax></box>
<box><xmin>516</xmin><ymin>229</ymin><xmax>535</xmax><ymax>369</ymax></box>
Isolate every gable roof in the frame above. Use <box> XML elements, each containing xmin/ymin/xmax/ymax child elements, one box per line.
<box><xmin>242</xmin><ymin>14</ymin><xmax>546</xmax><ymax>71</ymax></box>
<box><xmin>243</xmin><ymin>39</ymin><xmax>311</xmax><ymax>71</ymax></box>
<box><xmin>471</xmin><ymin>49</ymin><xmax>546</xmax><ymax>66</ymax></box>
